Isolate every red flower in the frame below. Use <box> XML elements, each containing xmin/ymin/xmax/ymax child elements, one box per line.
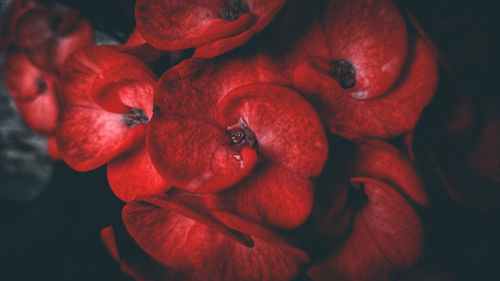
<box><xmin>309</xmin><ymin>140</ymin><xmax>427</xmax><ymax>281</ymax></box>
<box><xmin>0</xmin><ymin>0</ymin><xmax>93</xmax><ymax>158</ymax></box>
<box><xmin>261</xmin><ymin>0</ymin><xmax>439</xmax><ymax>139</ymax></box>
<box><xmin>134</xmin><ymin>0</ymin><xmax>287</xmax><ymax>58</ymax></box>
<box><xmin>56</xmin><ymin>46</ymin><xmax>170</xmax><ymax>201</ymax></box>
<box><xmin>2</xmin><ymin>50</ymin><xmax>58</xmax><ymax>136</ymax></box>
<box><xmin>147</xmin><ymin>56</ymin><xmax>328</xmax><ymax>229</ymax></box>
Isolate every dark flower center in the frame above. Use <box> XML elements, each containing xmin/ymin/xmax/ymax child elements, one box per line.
<box><xmin>37</xmin><ymin>77</ymin><xmax>48</xmax><ymax>94</ymax></box>
<box><xmin>330</xmin><ymin>59</ymin><xmax>356</xmax><ymax>89</ymax></box>
<box><xmin>123</xmin><ymin>108</ymin><xmax>149</xmax><ymax>128</ymax></box>
<box><xmin>227</xmin><ymin>119</ymin><xmax>257</xmax><ymax>149</ymax></box>
<box><xmin>220</xmin><ymin>0</ymin><xmax>250</xmax><ymax>21</ymax></box>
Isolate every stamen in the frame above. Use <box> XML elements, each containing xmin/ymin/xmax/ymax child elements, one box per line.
<box><xmin>330</xmin><ymin>59</ymin><xmax>356</xmax><ymax>89</ymax></box>
<box><xmin>226</xmin><ymin>118</ymin><xmax>257</xmax><ymax>149</ymax></box>
<box><xmin>37</xmin><ymin>77</ymin><xmax>47</xmax><ymax>94</ymax></box>
<box><xmin>220</xmin><ymin>0</ymin><xmax>250</xmax><ymax>21</ymax></box>
<box><xmin>123</xmin><ymin>108</ymin><xmax>149</xmax><ymax>128</ymax></box>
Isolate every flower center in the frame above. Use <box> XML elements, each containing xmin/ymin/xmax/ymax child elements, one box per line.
<box><xmin>220</xmin><ymin>0</ymin><xmax>250</xmax><ymax>21</ymax></box>
<box><xmin>330</xmin><ymin>59</ymin><xmax>356</xmax><ymax>89</ymax></box>
<box><xmin>37</xmin><ymin>77</ymin><xmax>47</xmax><ymax>94</ymax></box>
<box><xmin>123</xmin><ymin>108</ymin><xmax>149</xmax><ymax>128</ymax></box>
<box><xmin>226</xmin><ymin>118</ymin><xmax>257</xmax><ymax>149</ymax></box>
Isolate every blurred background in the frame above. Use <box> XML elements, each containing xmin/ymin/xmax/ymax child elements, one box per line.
<box><xmin>0</xmin><ymin>0</ymin><xmax>498</xmax><ymax>280</ymax></box>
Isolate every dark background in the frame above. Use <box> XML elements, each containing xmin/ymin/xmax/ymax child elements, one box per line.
<box><xmin>0</xmin><ymin>0</ymin><xmax>498</xmax><ymax>280</ymax></box>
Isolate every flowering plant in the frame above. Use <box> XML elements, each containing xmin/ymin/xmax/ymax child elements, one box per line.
<box><xmin>2</xmin><ymin>0</ymin><xmax>498</xmax><ymax>280</ymax></box>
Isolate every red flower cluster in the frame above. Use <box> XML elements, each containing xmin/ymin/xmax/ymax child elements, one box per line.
<box><xmin>1</xmin><ymin>0</ymin><xmax>93</xmax><ymax>157</ymax></box>
<box><xmin>1</xmin><ymin>0</ymin><xmax>450</xmax><ymax>280</ymax></box>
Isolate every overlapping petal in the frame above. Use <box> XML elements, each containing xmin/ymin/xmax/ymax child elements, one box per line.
<box><xmin>123</xmin><ymin>193</ymin><xmax>309</xmax><ymax>281</ymax></box>
<box><xmin>308</xmin><ymin>177</ymin><xmax>424</xmax><ymax>281</ymax></box>
<box><xmin>1</xmin><ymin>0</ymin><xmax>93</xmax><ymax>71</ymax></box>
<box><xmin>147</xmin><ymin>55</ymin><xmax>317</xmax><ymax>193</ymax></box>
<box><xmin>293</xmin><ymin>37</ymin><xmax>438</xmax><ymax>139</ymax></box>
<box><xmin>309</xmin><ymin>140</ymin><xmax>426</xmax><ymax>281</ymax></box>
<box><xmin>56</xmin><ymin>46</ymin><xmax>156</xmax><ymax>171</ymax></box>
<box><xmin>135</xmin><ymin>0</ymin><xmax>287</xmax><ymax>58</ymax></box>
<box><xmin>107</xmin><ymin>140</ymin><xmax>171</xmax><ymax>202</ymax></box>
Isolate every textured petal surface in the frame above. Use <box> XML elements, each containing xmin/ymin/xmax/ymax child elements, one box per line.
<box><xmin>293</xmin><ymin>38</ymin><xmax>438</xmax><ymax>139</ymax></box>
<box><xmin>218</xmin><ymin>84</ymin><xmax>328</xmax><ymax>177</ymax></box>
<box><xmin>308</xmin><ymin>177</ymin><xmax>424</xmax><ymax>281</ymax></box>
<box><xmin>123</xmin><ymin>194</ymin><xmax>308</xmax><ymax>281</ymax></box>
<box><xmin>204</xmin><ymin>161</ymin><xmax>314</xmax><ymax>229</ymax></box>
<box><xmin>135</xmin><ymin>0</ymin><xmax>287</xmax><ymax>58</ymax></box>
<box><xmin>147</xmin><ymin>57</ymin><xmax>288</xmax><ymax>193</ymax></box>
<box><xmin>57</xmin><ymin>105</ymin><xmax>145</xmax><ymax>171</ymax></box>
<box><xmin>290</xmin><ymin>0</ymin><xmax>408</xmax><ymax>100</ymax></box>
<box><xmin>186</xmin><ymin>210</ymin><xmax>309</xmax><ymax>281</ymax></box>
<box><xmin>107</xmin><ymin>141</ymin><xmax>172</xmax><ymax>202</ymax></box>
<box><xmin>309</xmin><ymin>140</ymin><xmax>426</xmax><ymax>280</ymax></box>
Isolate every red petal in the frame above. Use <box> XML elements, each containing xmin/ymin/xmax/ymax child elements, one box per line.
<box><xmin>57</xmin><ymin>105</ymin><xmax>145</xmax><ymax>171</ymax></box>
<box><xmin>308</xmin><ymin>177</ymin><xmax>424</xmax><ymax>281</ymax></box>
<box><xmin>186</xmin><ymin>210</ymin><xmax>309</xmax><ymax>281</ymax></box>
<box><xmin>218</xmin><ymin>84</ymin><xmax>328</xmax><ymax>177</ymax></box>
<box><xmin>311</xmin><ymin>181</ymin><xmax>353</xmax><ymax>237</ymax></box>
<box><xmin>99</xmin><ymin>226</ymin><xmax>182</xmax><ymax>281</ymax></box>
<box><xmin>0</xmin><ymin>0</ymin><xmax>38</xmax><ymax>50</ymax></box>
<box><xmin>123</xmin><ymin>195</ymin><xmax>308</xmax><ymax>281</ymax></box>
<box><xmin>293</xmin><ymin>37</ymin><xmax>438</xmax><ymax>139</ymax></box>
<box><xmin>58</xmin><ymin>46</ymin><xmax>156</xmax><ymax>110</ymax></box>
<box><xmin>204</xmin><ymin>161</ymin><xmax>314</xmax><ymax>229</ymax></box>
<box><xmin>111</xmin><ymin>28</ymin><xmax>166</xmax><ymax>63</ymax></box>
<box><xmin>356</xmin><ymin>140</ymin><xmax>428</xmax><ymax>206</ymax></box>
<box><xmin>123</xmin><ymin>194</ymin><xmax>253</xmax><ymax>271</ymax></box>
<box><xmin>107</xmin><ymin>141</ymin><xmax>172</xmax><ymax>202</ymax></box>
<box><xmin>3</xmin><ymin>52</ymin><xmax>59</xmax><ymax>136</ymax></box>
<box><xmin>135</xmin><ymin>0</ymin><xmax>286</xmax><ymax>58</ymax></box>
<box><xmin>47</xmin><ymin>136</ymin><xmax>61</xmax><ymax>160</ymax></box>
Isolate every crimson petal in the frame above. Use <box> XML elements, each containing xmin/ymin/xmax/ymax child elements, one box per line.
<box><xmin>111</xmin><ymin>28</ymin><xmax>166</xmax><ymax>63</ymax></box>
<box><xmin>308</xmin><ymin>177</ymin><xmax>424</xmax><ymax>281</ymax></box>
<box><xmin>123</xmin><ymin>194</ymin><xmax>308</xmax><ymax>281</ymax></box>
<box><xmin>204</xmin><ymin>161</ymin><xmax>314</xmax><ymax>229</ymax></box>
<box><xmin>186</xmin><ymin>210</ymin><xmax>309</xmax><ymax>281</ymax></box>
<box><xmin>135</xmin><ymin>0</ymin><xmax>287</xmax><ymax>58</ymax></box>
<box><xmin>218</xmin><ymin>83</ymin><xmax>328</xmax><ymax>178</ymax></box>
<box><xmin>355</xmin><ymin>140</ymin><xmax>428</xmax><ymax>206</ymax></box>
<box><xmin>107</xmin><ymin>140</ymin><xmax>172</xmax><ymax>202</ymax></box>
